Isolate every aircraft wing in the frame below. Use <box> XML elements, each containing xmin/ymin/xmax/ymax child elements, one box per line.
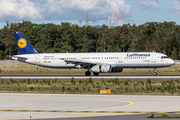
<box><xmin>64</xmin><ymin>59</ymin><xmax>108</xmax><ymax>65</ymax></box>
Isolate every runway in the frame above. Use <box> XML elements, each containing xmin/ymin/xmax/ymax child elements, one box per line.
<box><xmin>1</xmin><ymin>75</ymin><xmax>180</xmax><ymax>79</ymax></box>
<box><xmin>0</xmin><ymin>93</ymin><xmax>180</xmax><ymax>119</ymax></box>
<box><xmin>36</xmin><ymin>114</ymin><xmax>179</xmax><ymax>120</ymax></box>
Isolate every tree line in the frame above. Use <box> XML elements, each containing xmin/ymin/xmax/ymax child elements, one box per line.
<box><xmin>0</xmin><ymin>20</ymin><xmax>179</xmax><ymax>59</ymax></box>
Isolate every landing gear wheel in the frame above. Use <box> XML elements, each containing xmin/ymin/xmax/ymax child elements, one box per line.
<box><xmin>85</xmin><ymin>71</ymin><xmax>91</xmax><ymax>76</ymax></box>
<box><xmin>154</xmin><ymin>72</ymin><xmax>157</xmax><ymax>76</ymax></box>
<box><xmin>153</xmin><ymin>68</ymin><xmax>157</xmax><ymax>76</ymax></box>
<box><xmin>93</xmin><ymin>72</ymin><xmax>99</xmax><ymax>76</ymax></box>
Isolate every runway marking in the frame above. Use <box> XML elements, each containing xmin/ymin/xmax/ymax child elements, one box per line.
<box><xmin>43</xmin><ymin>97</ymin><xmax>133</xmax><ymax>110</ymax></box>
<box><xmin>0</xmin><ymin>110</ymin><xmax>180</xmax><ymax>114</ymax></box>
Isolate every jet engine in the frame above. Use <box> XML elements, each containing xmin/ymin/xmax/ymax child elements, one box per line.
<box><xmin>91</xmin><ymin>65</ymin><xmax>111</xmax><ymax>73</ymax></box>
<box><xmin>91</xmin><ymin>65</ymin><xmax>123</xmax><ymax>73</ymax></box>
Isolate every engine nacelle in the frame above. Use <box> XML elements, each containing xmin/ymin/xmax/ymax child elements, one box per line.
<box><xmin>91</xmin><ymin>65</ymin><xmax>123</xmax><ymax>73</ymax></box>
<box><xmin>91</xmin><ymin>65</ymin><xmax>111</xmax><ymax>73</ymax></box>
<box><xmin>111</xmin><ymin>67</ymin><xmax>123</xmax><ymax>72</ymax></box>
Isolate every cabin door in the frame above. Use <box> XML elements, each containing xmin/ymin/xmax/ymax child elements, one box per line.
<box><xmin>78</xmin><ymin>56</ymin><xmax>82</xmax><ymax>60</ymax></box>
<box><xmin>118</xmin><ymin>55</ymin><xmax>123</xmax><ymax>63</ymax></box>
<box><xmin>151</xmin><ymin>53</ymin><xmax>156</xmax><ymax>63</ymax></box>
<box><xmin>35</xmin><ymin>55</ymin><xmax>40</xmax><ymax>64</ymax></box>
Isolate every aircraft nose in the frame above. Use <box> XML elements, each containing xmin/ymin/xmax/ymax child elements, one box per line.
<box><xmin>171</xmin><ymin>59</ymin><xmax>175</xmax><ymax>65</ymax></box>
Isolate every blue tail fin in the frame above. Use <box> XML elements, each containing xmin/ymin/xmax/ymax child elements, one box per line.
<box><xmin>14</xmin><ymin>31</ymin><xmax>39</xmax><ymax>54</ymax></box>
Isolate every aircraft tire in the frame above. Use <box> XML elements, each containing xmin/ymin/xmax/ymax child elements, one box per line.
<box><xmin>85</xmin><ymin>71</ymin><xmax>91</xmax><ymax>76</ymax></box>
<box><xmin>154</xmin><ymin>72</ymin><xmax>157</xmax><ymax>76</ymax></box>
<box><xmin>93</xmin><ymin>72</ymin><xmax>99</xmax><ymax>76</ymax></box>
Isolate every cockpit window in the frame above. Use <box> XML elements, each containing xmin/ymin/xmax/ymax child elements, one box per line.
<box><xmin>161</xmin><ymin>56</ymin><xmax>169</xmax><ymax>59</ymax></box>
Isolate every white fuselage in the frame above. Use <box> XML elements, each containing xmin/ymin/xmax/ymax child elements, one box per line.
<box><xmin>12</xmin><ymin>52</ymin><xmax>174</xmax><ymax>70</ymax></box>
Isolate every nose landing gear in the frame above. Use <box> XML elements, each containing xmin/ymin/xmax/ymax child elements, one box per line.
<box><xmin>153</xmin><ymin>68</ymin><xmax>157</xmax><ymax>76</ymax></box>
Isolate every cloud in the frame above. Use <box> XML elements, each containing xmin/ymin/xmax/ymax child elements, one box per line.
<box><xmin>139</xmin><ymin>0</ymin><xmax>161</xmax><ymax>12</ymax></box>
<box><xmin>0</xmin><ymin>0</ymin><xmax>43</xmax><ymax>21</ymax></box>
<box><xmin>0</xmin><ymin>0</ymin><xmax>132</xmax><ymax>21</ymax></box>
<box><xmin>171</xmin><ymin>0</ymin><xmax>180</xmax><ymax>15</ymax></box>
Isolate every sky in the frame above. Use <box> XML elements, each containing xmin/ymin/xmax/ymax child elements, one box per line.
<box><xmin>0</xmin><ymin>0</ymin><xmax>180</xmax><ymax>28</ymax></box>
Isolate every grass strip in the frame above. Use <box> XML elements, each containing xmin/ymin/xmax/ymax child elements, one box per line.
<box><xmin>148</xmin><ymin>114</ymin><xmax>180</xmax><ymax>118</ymax></box>
<box><xmin>0</xmin><ymin>78</ymin><xmax>180</xmax><ymax>95</ymax></box>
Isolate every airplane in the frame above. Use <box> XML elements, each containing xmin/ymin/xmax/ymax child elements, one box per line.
<box><xmin>12</xmin><ymin>31</ymin><xmax>175</xmax><ymax>76</ymax></box>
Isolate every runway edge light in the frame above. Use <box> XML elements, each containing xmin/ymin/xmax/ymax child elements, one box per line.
<box><xmin>100</xmin><ymin>89</ymin><xmax>111</xmax><ymax>94</ymax></box>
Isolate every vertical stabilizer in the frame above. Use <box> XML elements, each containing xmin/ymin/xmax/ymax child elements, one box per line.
<box><xmin>14</xmin><ymin>31</ymin><xmax>39</xmax><ymax>54</ymax></box>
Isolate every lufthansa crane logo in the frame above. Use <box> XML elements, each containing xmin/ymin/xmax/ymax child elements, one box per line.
<box><xmin>18</xmin><ymin>38</ymin><xmax>27</xmax><ymax>48</ymax></box>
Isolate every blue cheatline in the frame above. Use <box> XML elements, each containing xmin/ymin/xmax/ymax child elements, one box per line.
<box><xmin>14</xmin><ymin>31</ymin><xmax>39</xmax><ymax>55</ymax></box>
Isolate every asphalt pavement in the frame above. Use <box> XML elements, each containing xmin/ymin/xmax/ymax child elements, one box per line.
<box><xmin>1</xmin><ymin>75</ymin><xmax>180</xmax><ymax>79</ymax></box>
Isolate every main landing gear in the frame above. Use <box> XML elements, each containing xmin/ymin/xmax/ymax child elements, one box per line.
<box><xmin>85</xmin><ymin>71</ymin><xmax>91</xmax><ymax>76</ymax></box>
<box><xmin>153</xmin><ymin>68</ymin><xmax>157</xmax><ymax>76</ymax></box>
<box><xmin>93</xmin><ymin>72</ymin><xmax>99</xmax><ymax>76</ymax></box>
<box><xmin>85</xmin><ymin>71</ymin><xmax>99</xmax><ymax>76</ymax></box>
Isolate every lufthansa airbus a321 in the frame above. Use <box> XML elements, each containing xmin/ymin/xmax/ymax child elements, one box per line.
<box><xmin>12</xmin><ymin>31</ymin><xmax>174</xmax><ymax>76</ymax></box>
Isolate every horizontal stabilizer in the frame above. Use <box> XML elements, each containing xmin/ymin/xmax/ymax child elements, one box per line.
<box><xmin>12</xmin><ymin>55</ymin><xmax>28</xmax><ymax>60</ymax></box>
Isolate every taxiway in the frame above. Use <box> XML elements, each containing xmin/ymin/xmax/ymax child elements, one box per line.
<box><xmin>0</xmin><ymin>93</ymin><xmax>180</xmax><ymax>119</ymax></box>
